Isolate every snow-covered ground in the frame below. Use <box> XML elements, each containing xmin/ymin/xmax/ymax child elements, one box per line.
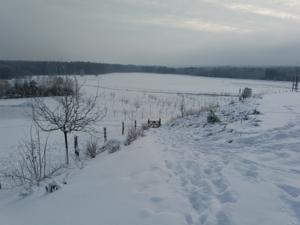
<box><xmin>0</xmin><ymin>74</ymin><xmax>298</xmax><ymax>225</ymax></box>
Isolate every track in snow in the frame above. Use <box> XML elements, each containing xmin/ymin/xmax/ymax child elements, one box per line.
<box><xmin>154</xmin><ymin>95</ymin><xmax>300</xmax><ymax>225</ymax></box>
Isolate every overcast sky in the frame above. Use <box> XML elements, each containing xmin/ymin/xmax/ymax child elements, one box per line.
<box><xmin>0</xmin><ymin>0</ymin><xmax>300</xmax><ymax>66</ymax></box>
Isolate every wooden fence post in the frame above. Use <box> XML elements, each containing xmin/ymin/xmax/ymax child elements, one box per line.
<box><xmin>74</xmin><ymin>136</ymin><xmax>79</xmax><ymax>160</ymax></box>
<box><xmin>134</xmin><ymin>120</ymin><xmax>137</xmax><ymax>130</ymax></box>
<box><xmin>104</xmin><ymin>127</ymin><xmax>107</xmax><ymax>142</ymax></box>
<box><xmin>122</xmin><ymin>122</ymin><xmax>125</xmax><ymax>135</ymax></box>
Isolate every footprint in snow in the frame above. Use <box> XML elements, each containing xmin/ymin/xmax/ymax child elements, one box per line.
<box><xmin>278</xmin><ymin>184</ymin><xmax>300</xmax><ymax>198</ymax></box>
<box><xmin>211</xmin><ymin>178</ymin><xmax>228</xmax><ymax>194</ymax></box>
<box><xmin>150</xmin><ymin>196</ymin><xmax>163</xmax><ymax>203</ymax></box>
<box><xmin>218</xmin><ymin>191</ymin><xmax>238</xmax><ymax>204</ymax></box>
<box><xmin>216</xmin><ymin>211</ymin><xmax>235</xmax><ymax>225</ymax></box>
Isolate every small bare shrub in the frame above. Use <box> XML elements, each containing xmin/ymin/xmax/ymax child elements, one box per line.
<box><xmin>86</xmin><ymin>139</ymin><xmax>98</xmax><ymax>159</ymax></box>
<box><xmin>0</xmin><ymin>126</ymin><xmax>61</xmax><ymax>187</ymax></box>
<box><xmin>207</xmin><ymin>109</ymin><xmax>220</xmax><ymax>124</ymax></box>
<box><xmin>99</xmin><ymin>140</ymin><xmax>121</xmax><ymax>154</ymax></box>
<box><xmin>124</xmin><ymin>126</ymin><xmax>144</xmax><ymax>146</ymax></box>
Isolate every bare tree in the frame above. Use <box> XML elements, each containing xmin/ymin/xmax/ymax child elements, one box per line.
<box><xmin>32</xmin><ymin>77</ymin><xmax>105</xmax><ymax>165</ymax></box>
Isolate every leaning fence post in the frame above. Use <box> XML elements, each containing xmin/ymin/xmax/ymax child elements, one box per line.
<box><xmin>122</xmin><ymin>122</ymin><xmax>125</xmax><ymax>135</ymax></box>
<box><xmin>104</xmin><ymin>127</ymin><xmax>107</xmax><ymax>142</ymax></box>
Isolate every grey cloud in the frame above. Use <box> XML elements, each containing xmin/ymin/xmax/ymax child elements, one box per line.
<box><xmin>0</xmin><ymin>0</ymin><xmax>299</xmax><ymax>66</ymax></box>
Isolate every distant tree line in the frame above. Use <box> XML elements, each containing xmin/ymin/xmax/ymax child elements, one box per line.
<box><xmin>0</xmin><ymin>77</ymin><xmax>74</xmax><ymax>99</ymax></box>
<box><xmin>0</xmin><ymin>60</ymin><xmax>299</xmax><ymax>81</ymax></box>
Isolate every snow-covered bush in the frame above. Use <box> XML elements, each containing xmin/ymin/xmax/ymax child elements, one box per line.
<box><xmin>99</xmin><ymin>140</ymin><xmax>121</xmax><ymax>154</ymax></box>
<box><xmin>207</xmin><ymin>109</ymin><xmax>220</xmax><ymax>124</ymax></box>
<box><xmin>124</xmin><ymin>126</ymin><xmax>144</xmax><ymax>146</ymax></box>
<box><xmin>252</xmin><ymin>109</ymin><xmax>261</xmax><ymax>115</ymax></box>
<box><xmin>86</xmin><ymin>139</ymin><xmax>99</xmax><ymax>159</ymax></box>
<box><xmin>242</xmin><ymin>87</ymin><xmax>252</xmax><ymax>99</ymax></box>
<box><xmin>45</xmin><ymin>181</ymin><xmax>60</xmax><ymax>193</ymax></box>
<box><xmin>141</xmin><ymin>123</ymin><xmax>149</xmax><ymax>131</ymax></box>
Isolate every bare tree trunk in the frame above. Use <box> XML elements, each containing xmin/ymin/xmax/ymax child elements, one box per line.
<box><xmin>64</xmin><ymin>131</ymin><xmax>69</xmax><ymax>165</ymax></box>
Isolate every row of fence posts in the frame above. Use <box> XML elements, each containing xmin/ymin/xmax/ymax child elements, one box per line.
<box><xmin>71</xmin><ymin>121</ymin><xmax>136</xmax><ymax>161</ymax></box>
<box><xmin>104</xmin><ymin>120</ymin><xmax>138</xmax><ymax>142</ymax></box>
<box><xmin>73</xmin><ymin>119</ymin><xmax>155</xmax><ymax>160</ymax></box>
<box><xmin>103</xmin><ymin>119</ymin><xmax>161</xmax><ymax>143</ymax></box>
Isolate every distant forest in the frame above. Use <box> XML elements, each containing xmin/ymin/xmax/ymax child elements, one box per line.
<box><xmin>0</xmin><ymin>60</ymin><xmax>299</xmax><ymax>81</ymax></box>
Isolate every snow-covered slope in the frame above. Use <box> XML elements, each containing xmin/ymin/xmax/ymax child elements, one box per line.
<box><xmin>1</xmin><ymin>92</ymin><xmax>300</xmax><ymax>225</ymax></box>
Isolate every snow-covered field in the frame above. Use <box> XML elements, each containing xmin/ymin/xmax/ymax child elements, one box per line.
<box><xmin>1</xmin><ymin>73</ymin><xmax>298</xmax><ymax>225</ymax></box>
